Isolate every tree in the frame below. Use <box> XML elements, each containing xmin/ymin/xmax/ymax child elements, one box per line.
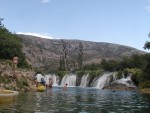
<box><xmin>60</xmin><ymin>40</ymin><xmax>71</xmax><ymax>71</ymax></box>
<box><xmin>144</xmin><ymin>33</ymin><xmax>150</xmax><ymax>50</ymax></box>
<box><xmin>0</xmin><ymin>19</ymin><xmax>28</xmax><ymax>68</ymax></box>
<box><xmin>78</xmin><ymin>42</ymin><xmax>83</xmax><ymax>69</ymax></box>
<box><xmin>0</xmin><ymin>18</ymin><xmax>4</xmax><ymax>27</ymax></box>
<box><xmin>143</xmin><ymin>32</ymin><xmax>150</xmax><ymax>80</ymax></box>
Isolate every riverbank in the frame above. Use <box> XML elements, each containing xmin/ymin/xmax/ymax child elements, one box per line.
<box><xmin>0</xmin><ymin>61</ymin><xmax>35</xmax><ymax>92</ymax></box>
<box><xmin>139</xmin><ymin>88</ymin><xmax>150</xmax><ymax>94</ymax></box>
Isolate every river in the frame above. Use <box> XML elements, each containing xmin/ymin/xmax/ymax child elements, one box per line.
<box><xmin>0</xmin><ymin>87</ymin><xmax>150</xmax><ymax>113</ymax></box>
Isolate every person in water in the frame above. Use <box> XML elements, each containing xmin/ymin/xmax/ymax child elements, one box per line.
<box><xmin>48</xmin><ymin>78</ymin><xmax>53</xmax><ymax>88</ymax></box>
<box><xmin>63</xmin><ymin>83</ymin><xmax>68</xmax><ymax>90</ymax></box>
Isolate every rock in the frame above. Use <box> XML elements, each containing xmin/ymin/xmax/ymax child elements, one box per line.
<box><xmin>0</xmin><ymin>62</ymin><xmax>35</xmax><ymax>92</ymax></box>
<box><xmin>103</xmin><ymin>77</ymin><xmax>138</xmax><ymax>91</ymax></box>
<box><xmin>103</xmin><ymin>82</ymin><xmax>137</xmax><ymax>91</ymax></box>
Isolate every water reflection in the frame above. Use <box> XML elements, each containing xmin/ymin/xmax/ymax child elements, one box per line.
<box><xmin>0</xmin><ymin>87</ymin><xmax>150</xmax><ymax>113</ymax></box>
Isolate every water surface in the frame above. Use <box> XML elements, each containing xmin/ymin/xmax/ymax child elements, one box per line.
<box><xmin>0</xmin><ymin>87</ymin><xmax>150</xmax><ymax>113</ymax></box>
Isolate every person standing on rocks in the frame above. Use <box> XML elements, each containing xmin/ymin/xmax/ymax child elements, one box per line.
<box><xmin>12</xmin><ymin>56</ymin><xmax>18</xmax><ymax>70</ymax></box>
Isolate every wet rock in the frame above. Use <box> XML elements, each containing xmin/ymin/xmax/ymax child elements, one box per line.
<box><xmin>103</xmin><ymin>82</ymin><xmax>137</xmax><ymax>91</ymax></box>
<box><xmin>103</xmin><ymin>76</ymin><xmax>138</xmax><ymax>91</ymax></box>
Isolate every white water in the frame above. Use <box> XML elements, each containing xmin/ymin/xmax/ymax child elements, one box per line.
<box><xmin>61</xmin><ymin>73</ymin><xmax>76</xmax><ymax>87</ymax></box>
<box><xmin>44</xmin><ymin>74</ymin><xmax>59</xmax><ymax>86</ymax></box>
<box><xmin>80</xmin><ymin>74</ymin><xmax>89</xmax><ymax>87</ymax></box>
<box><xmin>43</xmin><ymin>72</ymin><xmax>136</xmax><ymax>89</ymax></box>
<box><xmin>93</xmin><ymin>73</ymin><xmax>113</xmax><ymax>89</ymax></box>
<box><xmin>113</xmin><ymin>75</ymin><xmax>136</xmax><ymax>87</ymax></box>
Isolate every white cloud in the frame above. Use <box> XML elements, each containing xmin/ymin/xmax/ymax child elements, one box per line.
<box><xmin>146</xmin><ymin>6</ymin><xmax>150</xmax><ymax>12</ymax></box>
<box><xmin>17</xmin><ymin>32</ymin><xmax>54</xmax><ymax>39</ymax></box>
<box><xmin>41</xmin><ymin>0</ymin><xmax>49</xmax><ymax>4</ymax></box>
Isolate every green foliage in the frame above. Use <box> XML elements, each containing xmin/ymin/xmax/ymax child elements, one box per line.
<box><xmin>58</xmin><ymin>56</ymin><xmax>65</xmax><ymax>71</ymax></box>
<box><xmin>82</xmin><ymin>63</ymin><xmax>101</xmax><ymax>71</ymax></box>
<box><xmin>88</xmin><ymin>70</ymin><xmax>99</xmax><ymax>79</ymax></box>
<box><xmin>16</xmin><ymin>79</ymin><xmax>24</xmax><ymax>89</ymax></box>
<box><xmin>57</xmin><ymin>71</ymin><xmax>67</xmax><ymax>79</ymax></box>
<box><xmin>78</xmin><ymin>42</ymin><xmax>83</xmax><ymax>68</ymax></box>
<box><xmin>124</xmin><ymin>68</ymin><xmax>144</xmax><ymax>86</ymax></box>
<box><xmin>16</xmin><ymin>78</ymin><xmax>29</xmax><ymax>89</ymax></box>
<box><xmin>144</xmin><ymin>32</ymin><xmax>150</xmax><ymax>50</ymax></box>
<box><xmin>0</xmin><ymin>20</ymin><xmax>28</xmax><ymax>68</ymax></box>
<box><xmin>140</xmin><ymin>81</ymin><xmax>150</xmax><ymax>88</ymax></box>
<box><xmin>0</xmin><ymin>76</ymin><xmax>10</xmax><ymax>83</ymax></box>
<box><xmin>100</xmin><ymin>54</ymin><xmax>148</xmax><ymax>72</ymax></box>
<box><xmin>101</xmin><ymin>59</ymin><xmax>120</xmax><ymax>71</ymax></box>
<box><xmin>116</xmin><ymin>71</ymin><xmax>123</xmax><ymax>79</ymax></box>
<box><xmin>87</xmin><ymin>70</ymin><xmax>100</xmax><ymax>86</ymax></box>
<box><xmin>0</xmin><ymin>76</ymin><xmax>10</xmax><ymax>84</ymax></box>
<box><xmin>76</xmin><ymin>70</ymin><xmax>85</xmax><ymax>77</ymax></box>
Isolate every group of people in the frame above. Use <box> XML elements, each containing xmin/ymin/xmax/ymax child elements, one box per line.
<box><xmin>35</xmin><ymin>72</ymin><xmax>53</xmax><ymax>88</ymax></box>
<box><xmin>35</xmin><ymin>72</ymin><xmax>68</xmax><ymax>90</ymax></box>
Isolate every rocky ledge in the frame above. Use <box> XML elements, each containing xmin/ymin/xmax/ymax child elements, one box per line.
<box><xmin>103</xmin><ymin>82</ymin><xmax>138</xmax><ymax>91</ymax></box>
<box><xmin>0</xmin><ymin>62</ymin><xmax>35</xmax><ymax>92</ymax></box>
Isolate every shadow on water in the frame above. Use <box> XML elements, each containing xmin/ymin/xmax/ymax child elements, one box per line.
<box><xmin>0</xmin><ymin>87</ymin><xmax>150</xmax><ymax>113</ymax></box>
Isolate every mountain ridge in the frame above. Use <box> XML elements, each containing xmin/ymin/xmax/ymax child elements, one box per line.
<box><xmin>18</xmin><ymin>34</ymin><xmax>146</xmax><ymax>70</ymax></box>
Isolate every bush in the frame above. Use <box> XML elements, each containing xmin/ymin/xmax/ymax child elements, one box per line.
<box><xmin>140</xmin><ymin>81</ymin><xmax>150</xmax><ymax>88</ymax></box>
<box><xmin>57</xmin><ymin>71</ymin><xmax>67</xmax><ymax>79</ymax></box>
<box><xmin>0</xmin><ymin>24</ymin><xmax>28</xmax><ymax>68</ymax></box>
<box><xmin>76</xmin><ymin>70</ymin><xmax>85</xmax><ymax>77</ymax></box>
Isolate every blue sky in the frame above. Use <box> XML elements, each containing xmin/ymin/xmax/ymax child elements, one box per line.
<box><xmin>0</xmin><ymin>0</ymin><xmax>150</xmax><ymax>52</ymax></box>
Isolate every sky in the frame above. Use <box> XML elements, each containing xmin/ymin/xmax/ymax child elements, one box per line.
<box><xmin>0</xmin><ymin>0</ymin><xmax>150</xmax><ymax>52</ymax></box>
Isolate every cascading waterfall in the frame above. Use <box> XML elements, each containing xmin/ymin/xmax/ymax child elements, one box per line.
<box><xmin>44</xmin><ymin>74</ymin><xmax>59</xmax><ymax>86</ymax></box>
<box><xmin>113</xmin><ymin>72</ymin><xmax>118</xmax><ymax>81</ymax></box>
<box><xmin>80</xmin><ymin>74</ymin><xmax>89</xmax><ymax>87</ymax></box>
<box><xmin>42</xmin><ymin>72</ymin><xmax>136</xmax><ymax>89</ymax></box>
<box><xmin>112</xmin><ymin>75</ymin><xmax>136</xmax><ymax>87</ymax></box>
<box><xmin>93</xmin><ymin>73</ymin><xmax>113</xmax><ymax>89</ymax></box>
<box><xmin>61</xmin><ymin>73</ymin><xmax>76</xmax><ymax>87</ymax></box>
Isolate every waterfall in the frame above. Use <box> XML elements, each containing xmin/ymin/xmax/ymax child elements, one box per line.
<box><xmin>113</xmin><ymin>72</ymin><xmax>117</xmax><ymax>81</ymax></box>
<box><xmin>44</xmin><ymin>74</ymin><xmax>59</xmax><ymax>86</ymax></box>
<box><xmin>93</xmin><ymin>73</ymin><xmax>113</xmax><ymax>89</ymax></box>
<box><xmin>80</xmin><ymin>74</ymin><xmax>89</xmax><ymax>87</ymax></box>
<box><xmin>42</xmin><ymin>72</ymin><xmax>136</xmax><ymax>88</ymax></box>
<box><xmin>113</xmin><ymin>75</ymin><xmax>136</xmax><ymax>87</ymax></box>
<box><xmin>61</xmin><ymin>73</ymin><xmax>76</xmax><ymax>87</ymax></box>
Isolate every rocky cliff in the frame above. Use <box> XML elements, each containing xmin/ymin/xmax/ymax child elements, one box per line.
<box><xmin>18</xmin><ymin>34</ymin><xmax>146</xmax><ymax>70</ymax></box>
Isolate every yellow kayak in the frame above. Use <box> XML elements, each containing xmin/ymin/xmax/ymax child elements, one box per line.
<box><xmin>36</xmin><ymin>85</ymin><xmax>46</xmax><ymax>92</ymax></box>
<box><xmin>0</xmin><ymin>90</ymin><xmax>19</xmax><ymax>103</ymax></box>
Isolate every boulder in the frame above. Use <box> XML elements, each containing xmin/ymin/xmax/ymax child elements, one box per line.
<box><xmin>103</xmin><ymin>76</ymin><xmax>138</xmax><ymax>91</ymax></box>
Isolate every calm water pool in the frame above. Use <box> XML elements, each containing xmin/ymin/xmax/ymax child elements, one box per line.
<box><xmin>0</xmin><ymin>87</ymin><xmax>150</xmax><ymax>113</ymax></box>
